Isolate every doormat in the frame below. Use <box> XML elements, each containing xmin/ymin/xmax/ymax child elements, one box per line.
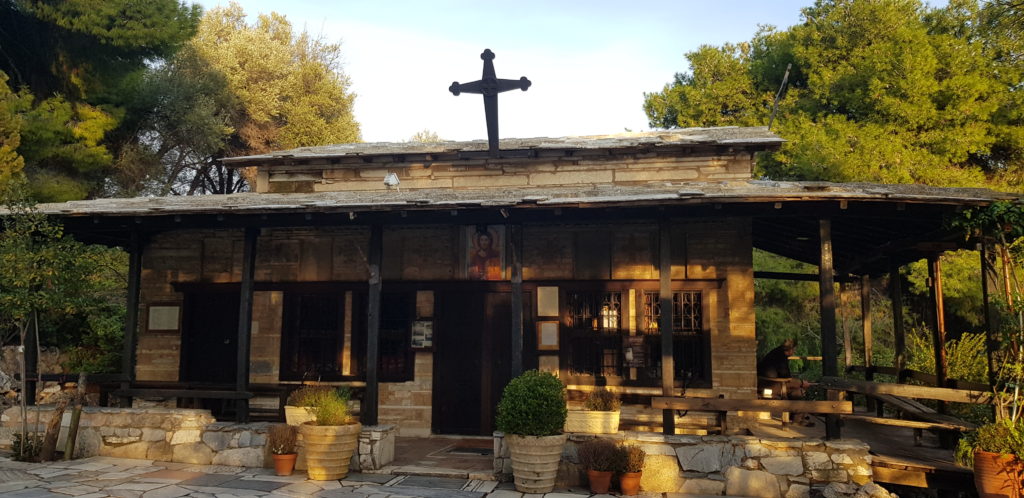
<box><xmin>443</xmin><ymin>444</ymin><xmax>493</xmax><ymax>456</ymax></box>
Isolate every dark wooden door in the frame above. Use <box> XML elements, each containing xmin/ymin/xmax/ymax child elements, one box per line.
<box><xmin>434</xmin><ymin>291</ymin><xmax>513</xmax><ymax>435</ymax></box>
<box><xmin>181</xmin><ymin>291</ymin><xmax>239</xmax><ymax>384</ymax></box>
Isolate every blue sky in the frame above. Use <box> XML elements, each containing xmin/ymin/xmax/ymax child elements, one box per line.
<box><xmin>188</xmin><ymin>1</ymin><xmax>896</xmax><ymax>142</ymax></box>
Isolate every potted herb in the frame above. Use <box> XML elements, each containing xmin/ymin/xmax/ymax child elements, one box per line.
<box><xmin>496</xmin><ymin>370</ymin><xmax>568</xmax><ymax>494</ymax></box>
<box><xmin>618</xmin><ymin>444</ymin><xmax>645</xmax><ymax>495</ymax></box>
<box><xmin>268</xmin><ymin>424</ymin><xmax>298</xmax><ymax>476</ymax></box>
<box><xmin>285</xmin><ymin>385</ymin><xmax>332</xmax><ymax>426</ymax></box>
<box><xmin>956</xmin><ymin>418</ymin><xmax>1024</xmax><ymax>498</ymax></box>
<box><xmin>565</xmin><ymin>388</ymin><xmax>621</xmax><ymax>434</ymax></box>
<box><xmin>297</xmin><ymin>388</ymin><xmax>361</xmax><ymax>480</ymax></box>
<box><xmin>577</xmin><ymin>438</ymin><xmax>623</xmax><ymax>494</ymax></box>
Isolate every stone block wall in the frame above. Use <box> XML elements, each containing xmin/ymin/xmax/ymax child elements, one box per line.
<box><xmin>378</xmin><ymin>352</ymin><xmax>433</xmax><ymax>437</ymax></box>
<box><xmin>493</xmin><ymin>431</ymin><xmax>876</xmax><ymax>497</ymax></box>
<box><xmin>256</xmin><ymin>152</ymin><xmax>755</xmax><ymax>193</ymax></box>
<box><xmin>0</xmin><ymin>406</ymin><xmax>395</xmax><ymax>471</ymax></box>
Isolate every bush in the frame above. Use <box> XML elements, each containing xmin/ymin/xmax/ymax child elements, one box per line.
<box><xmin>577</xmin><ymin>438</ymin><xmax>624</xmax><ymax>472</ymax></box>
<box><xmin>955</xmin><ymin>418</ymin><xmax>1024</xmax><ymax>467</ymax></box>
<box><xmin>308</xmin><ymin>388</ymin><xmax>354</xmax><ymax>426</ymax></box>
<box><xmin>620</xmin><ymin>444</ymin><xmax>645</xmax><ymax>473</ymax></box>
<box><xmin>12</xmin><ymin>432</ymin><xmax>42</xmax><ymax>462</ymax></box>
<box><xmin>496</xmin><ymin>370</ymin><xmax>567</xmax><ymax>436</ymax></box>
<box><xmin>582</xmin><ymin>389</ymin><xmax>621</xmax><ymax>411</ymax></box>
<box><xmin>287</xmin><ymin>385</ymin><xmax>336</xmax><ymax>407</ymax></box>
<box><xmin>268</xmin><ymin>424</ymin><xmax>297</xmax><ymax>455</ymax></box>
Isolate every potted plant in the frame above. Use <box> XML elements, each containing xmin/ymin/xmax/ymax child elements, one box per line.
<box><xmin>268</xmin><ymin>424</ymin><xmax>298</xmax><ymax>476</ymax></box>
<box><xmin>284</xmin><ymin>385</ymin><xmax>331</xmax><ymax>426</ymax></box>
<box><xmin>618</xmin><ymin>444</ymin><xmax>645</xmax><ymax>496</ymax></box>
<box><xmin>565</xmin><ymin>388</ymin><xmax>621</xmax><ymax>434</ymax></box>
<box><xmin>297</xmin><ymin>388</ymin><xmax>362</xmax><ymax>480</ymax></box>
<box><xmin>496</xmin><ymin>370</ymin><xmax>568</xmax><ymax>494</ymax></box>
<box><xmin>956</xmin><ymin>418</ymin><xmax>1024</xmax><ymax>498</ymax></box>
<box><xmin>577</xmin><ymin>438</ymin><xmax>623</xmax><ymax>494</ymax></box>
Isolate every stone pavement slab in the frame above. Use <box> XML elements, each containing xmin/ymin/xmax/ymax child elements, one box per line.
<box><xmin>397</xmin><ymin>476</ymin><xmax>469</xmax><ymax>489</ymax></box>
<box><xmin>212</xmin><ymin>478</ymin><xmax>288</xmax><ymax>492</ymax></box>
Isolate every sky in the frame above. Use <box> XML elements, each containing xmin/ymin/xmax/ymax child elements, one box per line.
<box><xmin>191</xmin><ymin>1</ymin><xmax>814</xmax><ymax>143</ymax></box>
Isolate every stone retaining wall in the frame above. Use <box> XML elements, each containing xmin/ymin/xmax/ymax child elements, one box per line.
<box><xmin>1</xmin><ymin>406</ymin><xmax>395</xmax><ymax>471</ymax></box>
<box><xmin>494</xmin><ymin>432</ymin><xmax>882</xmax><ymax>498</ymax></box>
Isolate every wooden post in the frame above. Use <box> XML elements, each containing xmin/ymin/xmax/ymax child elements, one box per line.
<box><xmin>928</xmin><ymin>254</ymin><xmax>948</xmax><ymax>414</ymax></box>
<box><xmin>819</xmin><ymin>219</ymin><xmax>840</xmax><ymax>439</ymax></box>
<box><xmin>841</xmin><ymin>284</ymin><xmax>852</xmax><ymax>369</ymax></box>
<box><xmin>659</xmin><ymin>219</ymin><xmax>675</xmax><ymax>435</ymax></box>
<box><xmin>119</xmin><ymin>230</ymin><xmax>142</xmax><ymax>408</ymax></box>
<box><xmin>24</xmin><ymin>316</ymin><xmax>37</xmax><ymax>407</ymax></box>
<box><xmin>509</xmin><ymin>223</ymin><xmax>524</xmax><ymax>377</ymax></box>
<box><xmin>364</xmin><ymin>224</ymin><xmax>383</xmax><ymax>426</ymax></box>
<box><xmin>980</xmin><ymin>243</ymin><xmax>998</xmax><ymax>388</ymax></box>
<box><xmin>235</xmin><ymin>227</ymin><xmax>258</xmax><ymax>423</ymax></box>
<box><xmin>890</xmin><ymin>263</ymin><xmax>906</xmax><ymax>374</ymax></box>
<box><xmin>861</xmin><ymin>275</ymin><xmax>873</xmax><ymax>368</ymax></box>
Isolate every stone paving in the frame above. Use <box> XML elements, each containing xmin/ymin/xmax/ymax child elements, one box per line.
<box><xmin>0</xmin><ymin>455</ymin><xmax>663</xmax><ymax>498</ymax></box>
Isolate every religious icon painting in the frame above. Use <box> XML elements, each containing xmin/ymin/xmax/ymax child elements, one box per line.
<box><xmin>464</xmin><ymin>225</ymin><xmax>505</xmax><ymax>280</ymax></box>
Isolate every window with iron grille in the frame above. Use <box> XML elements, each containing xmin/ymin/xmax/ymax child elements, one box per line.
<box><xmin>641</xmin><ymin>291</ymin><xmax>708</xmax><ymax>383</ymax></box>
<box><xmin>642</xmin><ymin>291</ymin><xmax>703</xmax><ymax>333</ymax></box>
<box><xmin>564</xmin><ymin>291</ymin><xmax>623</xmax><ymax>376</ymax></box>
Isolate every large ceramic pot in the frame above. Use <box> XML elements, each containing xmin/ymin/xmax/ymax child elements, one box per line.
<box><xmin>284</xmin><ymin>405</ymin><xmax>316</xmax><ymax>426</ymax></box>
<box><xmin>506</xmin><ymin>434</ymin><xmax>566</xmax><ymax>494</ymax></box>
<box><xmin>974</xmin><ymin>449</ymin><xmax>1022</xmax><ymax>498</ymax></box>
<box><xmin>298</xmin><ymin>422</ymin><xmax>362</xmax><ymax>480</ymax></box>
<box><xmin>564</xmin><ymin>410</ymin><xmax>620</xmax><ymax>434</ymax></box>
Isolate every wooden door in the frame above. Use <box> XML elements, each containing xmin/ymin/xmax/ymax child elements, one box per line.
<box><xmin>181</xmin><ymin>291</ymin><xmax>239</xmax><ymax>385</ymax></box>
<box><xmin>433</xmin><ymin>291</ymin><xmax>512</xmax><ymax>435</ymax></box>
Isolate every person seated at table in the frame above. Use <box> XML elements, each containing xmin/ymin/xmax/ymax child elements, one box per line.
<box><xmin>757</xmin><ymin>338</ymin><xmax>814</xmax><ymax>426</ymax></box>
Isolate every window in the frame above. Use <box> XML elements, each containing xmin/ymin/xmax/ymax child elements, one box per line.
<box><xmin>280</xmin><ymin>293</ymin><xmax>346</xmax><ymax>381</ymax></box>
<box><xmin>564</xmin><ymin>291</ymin><xmax>623</xmax><ymax>376</ymax></box>
<box><xmin>643</xmin><ymin>291</ymin><xmax>708</xmax><ymax>383</ymax></box>
<box><xmin>379</xmin><ymin>292</ymin><xmax>414</xmax><ymax>382</ymax></box>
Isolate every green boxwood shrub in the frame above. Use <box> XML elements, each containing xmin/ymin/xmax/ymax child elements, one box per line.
<box><xmin>955</xmin><ymin>417</ymin><xmax>1024</xmax><ymax>467</ymax></box>
<box><xmin>496</xmin><ymin>370</ymin><xmax>567</xmax><ymax>436</ymax></box>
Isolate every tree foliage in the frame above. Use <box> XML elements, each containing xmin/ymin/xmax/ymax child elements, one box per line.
<box><xmin>644</xmin><ymin>0</ymin><xmax>1024</xmax><ymax>190</ymax></box>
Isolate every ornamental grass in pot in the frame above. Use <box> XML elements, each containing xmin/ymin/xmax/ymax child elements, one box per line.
<box><xmin>268</xmin><ymin>424</ymin><xmax>298</xmax><ymax>476</ymax></box>
<box><xmin>577</xmin><ymin>438</ymin><xmax>624</xmax><ymax>494</ymax></box>
<box><xmin>565</xmin><ymin>388</ymin><xmax>621</xmax><ymax>434</ymax></box>
<box><xmin>285</xmin><ymin>385</ymin><xmax>333</xmax><ymax>426</ymax></box>
<box><xmin>298</xmin><ymin>388</ymin><xmax>361</xmax><ymax>480</ymax></box>
<box><xmin>496</xmin><ymin>370</ymin><xmax>568</xmax><ymax>494</ymax></box>
<box><xmin>618</xmin><ymin>444</ymin><xmax>646</xmax><ymax>496</ymax></box>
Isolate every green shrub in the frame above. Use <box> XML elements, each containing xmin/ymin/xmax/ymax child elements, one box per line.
<box><xmin>577</xmin><ymin>438</ymin><xmax>624</xmax><ymax>472</ymax></box>
<box><xmin>286</xmin><ymin>385</ymin><xmax>334</xmax><ymax>407</ymax></box>
<box><xmin>308</xmin><ymin>388</ymin><xmax>354</xmax><ymax>426</ymax></box>
<box><xmin>12</xmin><ymin>432</ymin><xmax>42</xmax><ymax>462</ymax></box>
<box><xmin>496</xmin><ymin>370</ymin><xmax>567</xmax><ymax>436</ymax></box>
<box><xmin>955</xmin><ymin>418</ymin><xmax>1024</xmax><ymax>467</ymax></box>
<box><xmin>582</xmin><ymin>389</ymin><xmax>621</xmax><ymax>411</ymax></box>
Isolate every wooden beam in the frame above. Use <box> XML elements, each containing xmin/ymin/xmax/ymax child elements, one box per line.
<box><xmin>652</xmin><ymin>397</ymin><xmax>852</xmax><ymax>414</ymax></box>
<box><xmin>818</xmin><ymin>377</ymin><xmax>993</xmax><ymax>404</ymax></box>
<box><xmin>842</xmin><ymin>414</ymin><xmax>967</xmax><ymax>431</ymax></box>
<box><xmin>980</xmin><ymin>243</ymin><xmax>997</xmax><ymax>388</ymax></box>
<box><xmin>890</xmin><ymin>262</ymin><xmax>906</xmax><ymax>372</ymax></box>
<box><xmin>119</xmin><ymin>230</ymin><xmax>142</xmax><ymax>408</ymax></box>
<box><xmin>862</xmin><ymin>275</ymin><xmax>873</xmax><ymax>368</ymax></box>
<box><xmin>659</xmin><ymin>219</ymin><xmax>675</xmax><ymax>435</ymax></box>
<box><xmin>819</xmin><ymin>219</ymin><xmax>840</xmax><ymax>439</ymax></box>
<box><xmin>235</xmin><ymin>227</ymin><xmax>258</xmax><ymax>423</ymax></box>
<box><xmin>363</xmin><ymin>224</ymin><xmax>383</xmax><ymax>425</ymax></box>
<box><xmin>509</xmin><ymin>223</ymin><xmax>523</xmax><ymax>377</ymax></box>
<box><xmin>841</xmin><ymin>283</ymin><xmax>852</xmax><ymax>369</ymax></box>
<box><xmin>754</xmin><ymin>271</ymin><xmax>858</xmax><ymax>283</ymax></box>
<box><xmin>928</xmin><ymin>255</ymin><xmax>948</xmax><ymax>416</ymax></box>
<box><xmin>24</xmin><ymin>313</ymin><xmax>37</xmax><ymax>406</ymax></box>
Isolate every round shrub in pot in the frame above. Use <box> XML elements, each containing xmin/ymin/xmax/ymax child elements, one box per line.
<box><xmin>496</xmin><ymin>370</ymin><xmax>568</xmax><ymax>494</ymax></box>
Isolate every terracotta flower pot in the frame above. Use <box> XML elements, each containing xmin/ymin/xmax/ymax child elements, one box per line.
<box><xmin>587</xmin><ymin>469</ymin><xmax>613</xmax><ymax>494</ymax></box>
<box><xmin>298</xmin><ymin>422</ymin><xmax>361</xmax><ymax>480</ymax></box>
<box><xmin>620</xmin><ymin>471</ymin><xmax>642</xmax><ymax>496</ymax></box>
<box><xmin>272</xmin><ymin>453</ymin><xmax>297</xmax><ymax>476</ymax></box>
<box><xmin>506</xmin><ymin>434</ymin><xmax>567</xmax><ymax>494</ymax></box>
<box><xmin>974</xmin><ymin>449</ymin><xmax>1022</xmax><ymax>498</ymax></box>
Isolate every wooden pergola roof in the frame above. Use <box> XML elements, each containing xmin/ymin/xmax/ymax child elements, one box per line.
<box><xmin>26</xmin><ymin>180</ymin><xmax>1020</xmax><ymax>276</ymax></box>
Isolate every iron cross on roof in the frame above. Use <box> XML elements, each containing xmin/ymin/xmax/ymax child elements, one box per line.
<box><xmin>449</xmin><ymin>49</ymin><xmax>531</xmax><ymax>157</ymax></box>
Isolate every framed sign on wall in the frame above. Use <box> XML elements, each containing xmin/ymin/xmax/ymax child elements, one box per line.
<box><xmin>536</xmin><ymin>321</ymin><xmax>559</xmax><ymax>351</ymax></box>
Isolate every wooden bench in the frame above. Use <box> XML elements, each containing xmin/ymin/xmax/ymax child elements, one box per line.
<box><xmin>652</xmin><ymin>397</ymin><xmax>852</xmax><ymax>433</ymax></box>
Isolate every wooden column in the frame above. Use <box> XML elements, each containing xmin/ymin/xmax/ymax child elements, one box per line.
<box><xmin>24</xmin><ymin>314</ymin><xmax>37</xmax><ymax>406</ymax></box>
<box><xmin>928</xmin><ymin>255</ymin><xmax>948</xmax><ymax>387</ymax></box>
<box><xmin>364</xmin><ymin>224</ymin><xmax>383</xmax><ymax>426</ymax></box>
<box><xmin>659</xmin><ymin>219</ymin><xmax>675</xmax><ymax>435</ymax></box>
<box><xmin>841</xmin><ymin>284</ymin><xmax>852</xmax><ymax>369</ymax></box>
<box><xmin>890</xmin><ymin>263</ymin><xmax>906</xmax><ymax>373</ymax></box>
<box><xmin>119</xmin><ymin>230</ymin><xmax>143</xmax><ymax>408</ymax></box>
<box><xmin>509</xmin><ymin>223</ymin><xmax>524</xmax><ymax>377</ymax></box>
<box><xmin>980</xmin><ymin>243</ymin><xmax>998</xmax><ymax>388</ymax></box>
<box><xmin>235</xmin><ymin>227</ymin><xmax>258</xmax><ymax>423</ymax></box>
<box><xmin>819</xmin><ymin>219</ymin><xmax>840</xmax><ymax>439</ymax></box>
<box><xmin>861</xmin><ymin>275</ymin><xmax>873</xmax><ymax>368</ymax></box>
